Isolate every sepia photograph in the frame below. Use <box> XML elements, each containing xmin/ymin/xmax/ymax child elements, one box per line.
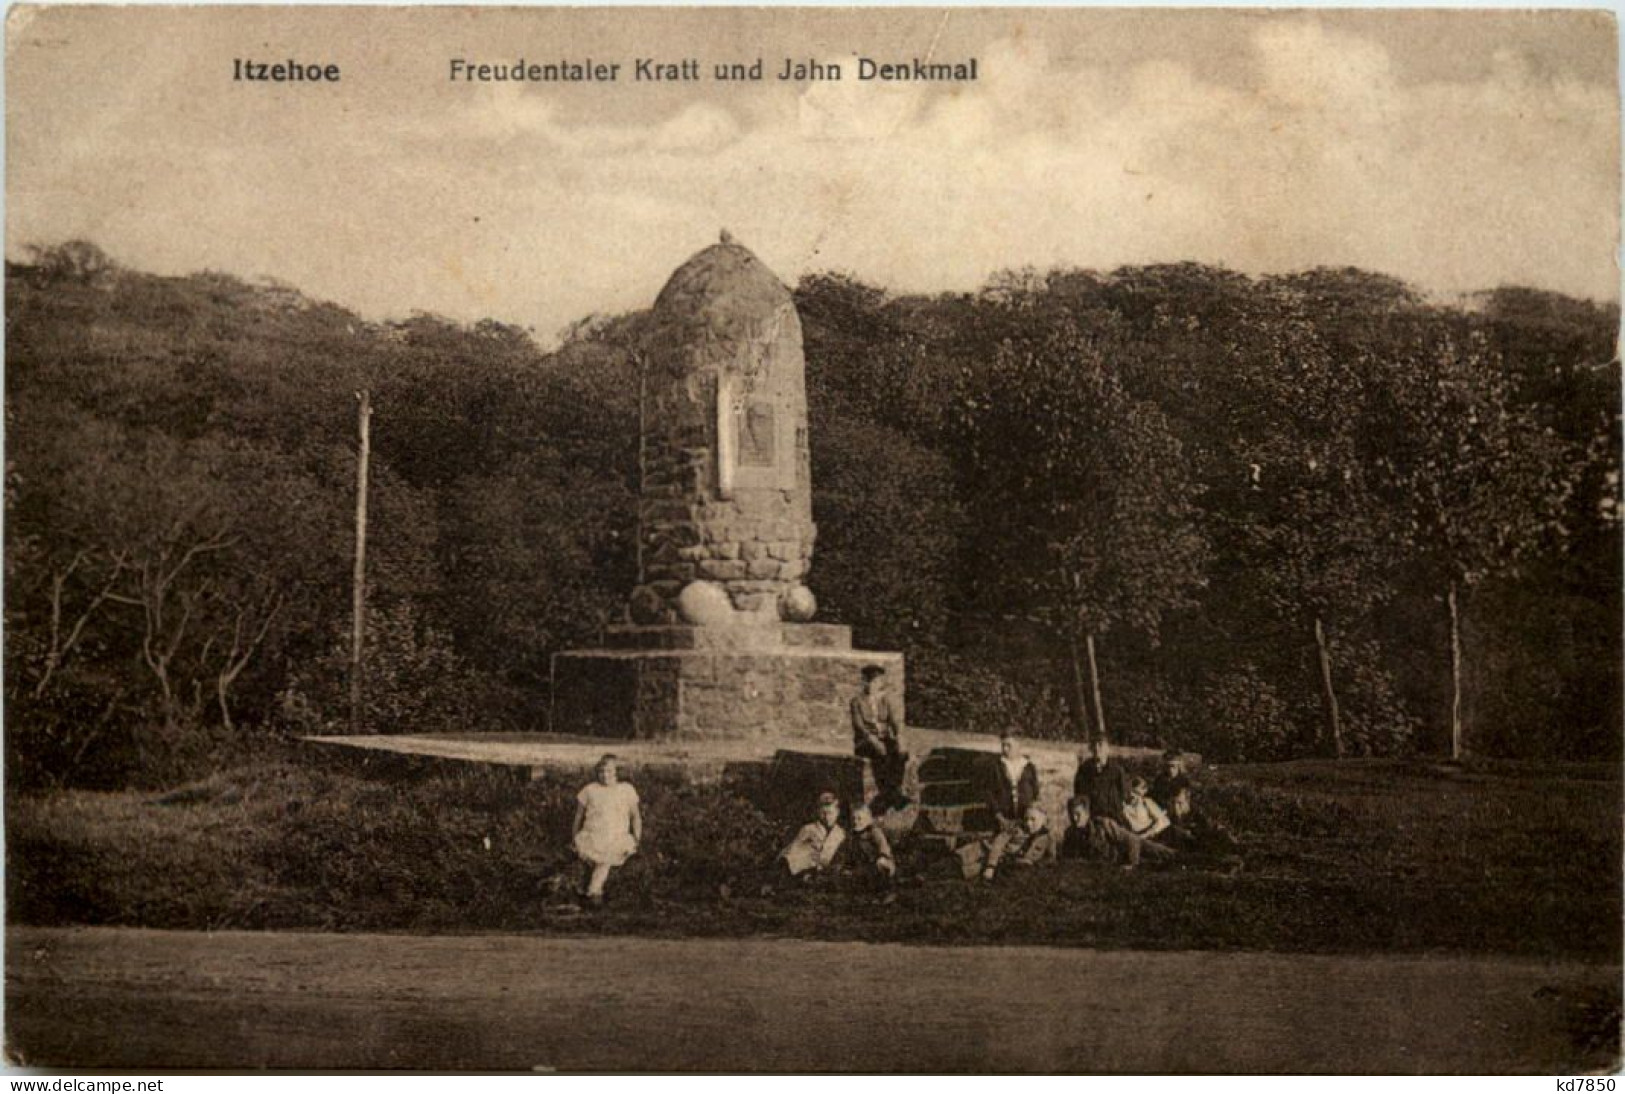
<box><xmin>3</xmin><ymin>4</ymin><xmax>1621</xmax><ymax>1074</ymax></box>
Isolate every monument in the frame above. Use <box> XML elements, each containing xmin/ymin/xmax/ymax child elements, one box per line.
<box><xmin>550</xmin><ymin>233</ymin><xmax>905</xmax><ymax>742</ymax></box>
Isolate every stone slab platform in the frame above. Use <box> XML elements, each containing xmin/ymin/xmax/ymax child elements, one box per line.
<box><xmin>300</xmin><ymin>728</ymin><xmax>1170</xmax><ymax>788</ymax></box>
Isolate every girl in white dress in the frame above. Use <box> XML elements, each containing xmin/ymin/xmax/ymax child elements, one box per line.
<box><xmin>572</xmin><ymin>754</ymin><xmax>642</xmax><ymax>905</ymax></box>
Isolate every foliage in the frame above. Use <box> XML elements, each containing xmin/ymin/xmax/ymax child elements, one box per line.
<box><xmin>955</xmin><ymin>299</ymin><xmax>1211</xmax><ymax>737</ymax></box>
<box><xmin>1197</xmin><ymin>665</ymin><xmax>1298</xmax><ymax>762</ymax></box>
<box><xmin>4</xmin><ymin>242</ymin><xmax>1618</xmax><ymax>780</ymax></box>
<box><xmin>810</xmin><ymin>415</ymin><xmax>962</xmax><ymax>652</ymax></box>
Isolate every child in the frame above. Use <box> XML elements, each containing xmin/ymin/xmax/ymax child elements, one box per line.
<box><xmin>1073</xmin><ymin>737</ymin><xmax>1131</xmax><ymax>825</ymax></box>
<box><xmin>1153</xmin><ymin>751</ymin><xmax>1242</xmax><ymax>857</ymax></box>
<box><xmin>1121</xmin><ymin>776</ymin><xmax>1171</xmax><ymax>840</ymax></box>
<box><xmin>851</xmin><ymin>666</ymin><xmax>909</xmax><ymax>812</ymax></box>
<box><xmin>987</xmin><ymin>732</ymin><xmax>1041</xmax><ymax>828</ymax></box>
<box><xmin>1060</xmin><ymin>795</ymin><xmax>1174</xmax><ymax>870</ymax></box>
<box><xmin>960</xmin><ymin>803</ymin><xmax>1055</xmax><ymax>881</ymax></box>
<box><xmin>778</xmin><ymin>792</ymin><xmax>846</xmax><ymax>882</ymax></box>
<box><xmin>844</xmin><ymin>803</ymin><xmax>897</xmax><ymax>891</ymax></box>
<box><xmin>1149</xmin><ymin>749</ymin><xmax>1191</xmax><ymax>812</ymax></box>
<box><xmin>572</xmin><ymin>754</ymin><xmax>642</xmax><ymax>905</ymax></box>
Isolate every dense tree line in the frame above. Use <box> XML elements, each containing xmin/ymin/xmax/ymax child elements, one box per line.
<box><xmin>5</xmin><ymin>243</ymin><xmax>1618</xmax><ymax>787</ymax></box>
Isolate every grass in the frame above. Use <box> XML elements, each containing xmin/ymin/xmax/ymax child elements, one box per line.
<box><xmin>7</xmin><ymin>745</ymin><xmax>1622</xmax><ymax>961</ymax></box>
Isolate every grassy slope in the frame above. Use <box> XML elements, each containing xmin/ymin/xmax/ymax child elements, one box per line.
<box><xmin>7</xmin><ymin>748</ymin><xmax>1621</xmax><ymax>961</ymax></box>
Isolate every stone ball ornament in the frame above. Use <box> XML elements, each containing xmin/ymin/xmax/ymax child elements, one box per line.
<box><xmin>628</xmin><ymin>585</ymin><xmax>667</xmax><ymax>624</ymax></box>
<box><xmin>780</xmin><ymin>584</ymin><xmax>817</xmax><ymax>622</ymax></box>
<box><xmin>677</xmin><ymin>580</ymin><xmax>738</xmax><ymax>626</ymax></box>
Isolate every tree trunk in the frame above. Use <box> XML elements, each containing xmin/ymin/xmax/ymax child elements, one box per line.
<box><xmin>217</xmin><ymin>675</ymin><xmax>235</xmax><ymax>735</ymax></box>
<box><xmin>1448</xmin><ymin>581</ymin><xmax>1464</xmax><ymax>760</ymax></box>
<box><xmin>350</xmin><ymin>391</ymin><xmax>372</xmax><ymax>735</ymax></box>
<box><xmin>1314</xmin><ymin>615</ymin><xmax>1344</xmax><ymax>759</ymax></box>
<box><xmin>1065</xmin><ymin>633</ymin><xmax>1091</xmax><ymax>739</ymax></box>
<box><xmin>1085</xmin><ymin>632</ymin><xmax>1107</xmax><ymax>745</ymax></box>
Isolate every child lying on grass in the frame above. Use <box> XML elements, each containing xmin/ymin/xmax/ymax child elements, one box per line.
<box><xmin>1060</xmin><ymin>795</ymin><xmax>1174</xmax><ymax>870</ymax></box>
<box><xmin>959</xmin><ymin>804</ymin><xmax>1056</xmax><ymax>882</ymax></box>
<box><xmin>1152</xmin><ymin>751</ymin><xmax>1241</xmax><ymax>856</ymax></box>
<box><xmin>1061</xmin><ymin>795</ymin><xmax>1242</xmax><ymax>874</ymax></box>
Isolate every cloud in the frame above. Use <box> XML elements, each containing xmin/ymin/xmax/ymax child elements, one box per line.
<box><xmin>6</xmin><ymin>12</ymin><xmax>1615</xmax><ymax>341</ymax></box>
<box><xmin>460</xmin><ymin>88</ymin><xmax>740</xmax><ymax>156</ymax></box>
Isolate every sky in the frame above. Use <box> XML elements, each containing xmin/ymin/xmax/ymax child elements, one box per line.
<box><xmin>6</xmin><ymin>7</ymin><xmax>1619</xmax><ymax>342</ymax></box>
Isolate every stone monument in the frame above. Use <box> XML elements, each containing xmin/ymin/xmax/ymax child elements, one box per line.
<box><xmin>550</xmin><ymin>234</ymin><xmax>904</xmax><ymax>742</ymax></box>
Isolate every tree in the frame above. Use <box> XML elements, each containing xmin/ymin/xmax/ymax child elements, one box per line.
<box><xmin>1367</xmin><ymin>321</ymin><xmax>1581</xmax><ymax>758</ymax></box>
<box><xmin>810</xmin><ymin>415</ymin><xmax>962</xmax><ymax>652</ymax></box>
<box><xmin>1217</xmin><ymin>275</ymin><xmax>1419</xmax><ymax>756</ymax></box>
<box><xmin>961</xmin><ymin>309</ymin><xmax>1209</xmax><ymax>742</ymax></box>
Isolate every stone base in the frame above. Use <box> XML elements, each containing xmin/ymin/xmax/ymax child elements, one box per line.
<box><xmin>550</xmin><ymin>631</ymin><xmax>904</xmax><ymax>742</ymax></box>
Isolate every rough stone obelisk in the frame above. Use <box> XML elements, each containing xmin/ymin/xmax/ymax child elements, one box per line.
<box><xmin>550</xmin><ymin>233</ymin><xmax>904</xmax><ymax>741</ymax></box>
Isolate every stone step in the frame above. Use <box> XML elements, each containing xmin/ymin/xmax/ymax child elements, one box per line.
<box><xmin>917</xmin><ymin>749</ymin><xmax>995</xmax><ymax>781</ymax></box>
<box><xmin>918</xmin><ymin>781</ymin><xmax>983</xmax><ymax>806</ymax></box>
<box><xmin>916</xmin><ymin>802</ymin><xmax>998</xmax><ymax>836</ymax></box>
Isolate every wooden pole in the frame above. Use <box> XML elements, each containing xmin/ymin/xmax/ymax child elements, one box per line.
<box><xmin>350</xmin><ymin>390</ymin><xmax>371</xmax><ymax>735</ymax></box>
<box><xmin>1066</xmin><ymin>633</ymin><xmax>1091</xmax><ymax>740</ymax></box>
<box><xmin>1084</xmin><ymin>632</ymin><xmax>1107</xmax><ymax>745</ymax></box>
<box><xmin>1448</xmin><ymin>581</ymin><xmax>1463</xmax><ymax>760</ymax></box>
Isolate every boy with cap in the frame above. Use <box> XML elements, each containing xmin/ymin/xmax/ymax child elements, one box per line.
<box><xmin>851</xmin><ymin>665</ymin><xmax>909</xmax><ymax>812</ymax></box>
<box><xmin>1073</xmin><ymin>736</ymin><xmax>1131</xmax><ymax>825</ymax></box>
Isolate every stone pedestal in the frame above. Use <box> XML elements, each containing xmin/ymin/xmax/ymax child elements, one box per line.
<box><xmin>550</xmin><ymin>624</ymin><xmax>904</xmax><ymax>743</ymax></box>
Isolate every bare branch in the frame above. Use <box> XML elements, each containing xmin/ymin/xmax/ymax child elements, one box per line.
<box><xmin>32</xmin><ymin>549</ymin><xmax>127</xmax><ymax>699</ymax></box>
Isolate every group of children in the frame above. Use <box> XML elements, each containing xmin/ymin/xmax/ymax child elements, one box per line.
<box><xmin>563</xmin><ymin>730</ymin><xmax>1239</xmax><ymax>905</ymax></box>
<box><xmin>784</xmin><ymin>734</ymin><xmax>1242</xmax><ymax>891</ymax></box>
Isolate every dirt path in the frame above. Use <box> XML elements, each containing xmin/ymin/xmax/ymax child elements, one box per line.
<box><xmin>6</xmin><ymin>927</ymin><xmax>1618</xmax><ymax>1072</ymax></box>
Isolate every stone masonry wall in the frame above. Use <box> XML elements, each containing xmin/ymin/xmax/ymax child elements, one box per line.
<box><xmin>552</xmin><ymin>648</ymin><xmax>905</xmax><ymax>744</ymax></box>
<box><xmin>631</xmin><ymin>242</ymin><xmax>816</xmax><ymax>624</ymax></box>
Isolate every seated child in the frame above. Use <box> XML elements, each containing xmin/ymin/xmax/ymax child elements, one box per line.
<box><xmin>843</xmin><ymin>804</ymin><xmax>897</xmax><ymax>889</ymax></box>
<box><xmin>572</xmin><ymin>754</ymin><xmax>643</xmax><ymax>905</ymax></box>
<box><xmin>778</xmin><ymin>791</ymin><xmax>847</xmax><ymax>883</ymax></box>
<box><xmin>1059</xmin><ymin>795</ymin><xmax>1175</xmax><ymax>871</ymax></box>
<box><xmin>959</xmin><ymin>803</ymin><xmax>1056</xmax><ymax>881</ymax></box>
<box><xmin>1153</xmin><ymin>752</ymin><xmax>1241</xmax><ymax>856</ymax></box>
<box><xmin>1149</xmin><ymin>749</ymin><xmax>1190</xmax><ymax>813</ymax></box>
<box><xmin>1121</xmin><ymin>776</ymin><xmax>1171</xmax><ymax>840</ymax></box>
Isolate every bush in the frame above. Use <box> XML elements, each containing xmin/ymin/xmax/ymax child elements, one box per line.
<box><xmin>1197</xmin><ymin>666</ymin><xmax>1297</xmax><ymax>762</ymax></box>
<box><xmin>906</xmin><ymin>649</ymin><xmax>1070</xmax><ymax>737</ymax></box>
<box><xmin>277</xmin><ymin>602</ymin><xmax>489</xmax><ymax>735</ymax></box>
<box><xmin>4</xmin><ymin>689</ymin><xmax>254</xmax><ymax>793</ymax></box>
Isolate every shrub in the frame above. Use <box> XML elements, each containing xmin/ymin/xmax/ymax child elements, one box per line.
<box><xmin>906</xmin><ymin>650</ymin><xmax>1069</xmax><ymax>737</ymax></box>
<box><xmin>1197</xmin><ymin>665</ymin><xmax>1297</xmax><ymax>762</ymax></box>
<box><xmin>277</xmin><ymin>602</ymin><xmax>488</xmax><ymax>735</ymax></box>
